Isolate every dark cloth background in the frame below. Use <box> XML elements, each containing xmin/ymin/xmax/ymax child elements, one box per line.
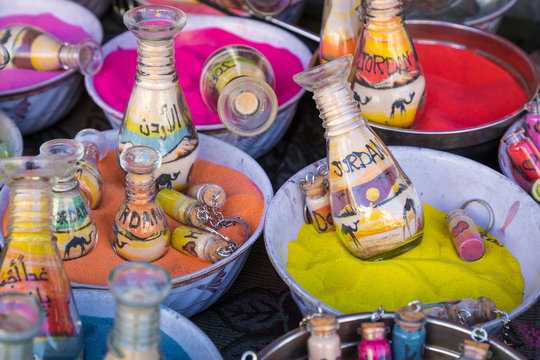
<box><xmin>18</xmin><ymin>3</ymin><xmax>540</xmax><ymax>359</ymax></box>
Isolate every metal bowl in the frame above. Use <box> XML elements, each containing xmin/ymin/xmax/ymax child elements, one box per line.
<box><xmin>84</xmin><ymin>14</ymin><xmax>312</xmax><ymax>159</ymax></box>
<box><xmin>0</xmin><ymin>0</ymin><xmax>103</xmax><ymax>135</ymax></box>
<box><xmin>369</xmin><ymin>20</ymin><xmax>539</xmax><ymax>159</ymax></box>
<box><xmin>256</xmin><ymin>312</ymin><xmax>526</xmax><ymax>359</ymax></box>
<box><xmin>264</xmin><ymin>146</ymin><xmax>540</xmax><ymax>333</ymax></box>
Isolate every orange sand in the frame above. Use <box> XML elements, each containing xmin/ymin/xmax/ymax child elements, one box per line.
<box><xmin>2</xmin><ymin>151</ymin><xmax>264</xmax><ymax>286</ymax></box>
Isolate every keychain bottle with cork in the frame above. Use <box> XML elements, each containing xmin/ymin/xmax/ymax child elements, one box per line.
<box><xmin>171</xmin><ymin>224</ymin><xmax>237</xmax><ymax>263</ymax></box>
<box><xmin>352</xmin><ymin>0</ymin><xmax>425</xmax><ymax>128</ymax></box>
<box><xmin>39</xmin><ymin>139</ymin><xmax>98</xmax><ymax>260</ymax></box>
<box><xmin>306</xmin><ymin>313</ymin><xmax>342</xmax><ymax>360</ymax></box>
<box><xmin>501</xmin><ymin>127</ymin><xmax>540</xmax><ymax>187</ymax></box>
<box><xmin>392</xmin><ymin>300</ymin><xmax>426</xmax><ymax>360</ymax></box>
<box><xmin>74</xmin><ymin>128</ymin><xmax>108</xmax><ymax>210</ymax></box>
<box><xmin>0</xmin><ymin>157</ymin><xmax>83</xmax><ymax>359</ymax></box>
<box><xmin>118</xmin><ymin>5</ymin><xmax>199</xmax><ymax>191</ymax></box>
<box><xmin>457</xmin><ymin>328</ymin><xmax>492</xmax><ymax>360</ymax></box>
<box><xmin>157</xmin><ymin>189</ymin><xmax>206</xmax><ymax>229</ymax></box>
<box><xmin>113</xmin><ymin>145</ymin><xmax>170</xmax><ymax>262</ymax></box>
<box><xmin>525</xmin><ymin>100</ymin><xmax>540</xmax><ymax>151</ymax></box>
<box><xmin>0</xmin><ymin>24</ymin><xmax>102</xmax><ymax>75</ymax></box>
<box><xmin>294</xmin><ymin>55</ymin><xmax>424</xmax><ymax>261</ymax></box>
<box><xmin>357</xmin><ymin>322</ymin><xmax>391</xmax><ymax>359</ymax></box>
<box><xmin>424</xmin><ymin>297</ymin><xmax>497</xmax><ymax>327</ymax></box>
<box><xmin>300</xmin><ymin>167</ymin><xmax>335</xmax><ymax>233</ymax></box>
<box><xmin>187</xmin><ymin>183</ymin><xmax>226</xmax><ymax>209</ymax></box>
<box><xmin>200</xmin><ymin>44</ymin><xmax>278</xmax><ymax>136</ymax></box>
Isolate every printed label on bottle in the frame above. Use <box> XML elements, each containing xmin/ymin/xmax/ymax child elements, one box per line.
<box><xmin>507</xmin><ymin>141</ymin><xmax>540</xmax><ymax>182</ymax></box>
<box><xmin>208</xmin><ymin>55</ymin><xmax>266</xmax><ymax>93</ymax></box>
<box><xmin>310</xmin><ymin>204</ymin><xmax>336</xmax><ymax>233</ymax></box>
<box><xmin>171</xmin><ymin>225</ymin><xmax>208</xmax><ymax>258</ymax></box>
<box><xmin>76</xmin><ymin>160</ymin><xmax>103</xmax><ymax>209</ymax></box>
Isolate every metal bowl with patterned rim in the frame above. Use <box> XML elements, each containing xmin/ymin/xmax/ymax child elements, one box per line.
<box><xmin>84</xmin><ymin>14</ymin><xmax>312</xmax><ymax>159</ymax></box>
<box><xmin>0</xmin><ymin>0</ymin><xmax>103</xmax><ymax>135</ymax></box>
<box><xmin>264</xmin><ymin>146</ymin><xmax>540</xmax><ymax>333</ymax></box>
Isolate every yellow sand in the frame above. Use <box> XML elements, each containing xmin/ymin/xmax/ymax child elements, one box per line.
<box><xmin>287</xmin><ymin>204</ymin><xmax>524</xmax><ymax>314</ymax></box>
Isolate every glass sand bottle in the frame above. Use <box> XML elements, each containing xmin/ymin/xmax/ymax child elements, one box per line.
<box><xmin>306</xmin><ymin>313</ymin><xmax>342</xmax><ymax>360</ymax></box>
<box><xmin>112</xmin><ymin>145</ymin><xmax>170</xmax><ymax>262</ymax></box>
<box><xmin>40</xmin><ymin>139</ymin><xmax>98</xmax><ymax>261</ymax></box>
<box><xmin>118</xmin><ymin>5</ymin><xmax>199</xmax><ymax>192</ymax></box>
<box><xmin>294</xmin><ymin>55</ymin><xmax>424</xmax><ymax>261</ymax></box>
<box><xmin>0</xmin><ymin>24</ymin><xmax>102</xmax><ymax>75</ymax></box>
<box><xmin>0</xmin><ymin>293</ymin><xmax>44</xmax><ymax>360</ymax></box>
<box><xmin>200</xmin><ymin>45</ymin><xmax>278</xmax><ymax>136</ymax></box>
<box><xmin>104</xmin><ymin>262</ymin><xmax>171</xmax><ymax>360</ymax></box>
<box><xmin>0</xmin><ymin>157</ymin><xmax>83</xmax><ymax>360</ymax></box>
<box><xmin>74</xmin><ymin>128</ymin><xmax>108</xmax><ymax>210</ymax></box>
<box><xmin>352</xmin><ymin>0</ymin><xmax>425</xmax><ymax>128</ymax></box>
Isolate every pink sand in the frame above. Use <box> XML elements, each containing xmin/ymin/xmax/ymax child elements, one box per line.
<box><xmin>93</xmin><ymin>28</ymin><xmax>304</xmax><ymax>127</ymax></box>
<box><xmin>0</xmin><ymin>14</ymin><xmax>91</xmax><ymax>92</ymax></box>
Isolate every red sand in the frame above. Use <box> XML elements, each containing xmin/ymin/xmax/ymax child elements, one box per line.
<box><xmin>93</xmin><ymin>28</ymin><xmax>304</xmax><ymax>127</ymax></box>
<box><xmin>0</xmin><ymin>14</ymin><xmax>92</xmax><ymax>92</ymax></box>
<box><xmin>2</xmin><ymin>151</ymin><xmax>264</xmax><ymax>287</ymax></box>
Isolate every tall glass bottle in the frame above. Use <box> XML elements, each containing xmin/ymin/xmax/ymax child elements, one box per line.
<box><xmin>39</xmin><ymin>139</ymin><xmax>98</xmax><ymax>261</ymax></box>
<box><xmin>104</xmin><ymin>262</ymin><xmax>171</xmax><ymax>360</ymax></box>
<box><xmin>0</xmin><ymin>24</ymin><xmax>102</xmax><ymax>75</ymax></box>
<box><xmin>320</xmin><ymin>0</ymin><xmax>362</xmax><ymax>64</ymax></box>
<box><xmin>0</xmin><ymin>157</ymin><xmax>83</xmax><ymax>360</ymax></box>
<box><xmin>352</xmin><ymin>0</ymin><xmax>425</xmax><ymax>128</ymax></box>
<box><xmin>294</xmin><ymin>55</ymin><xmax>424</xmax><ymax>261</ymax></box>
<box><xmin>74</xmin><ymin>128</ymin><xmax>108</xmax><ymax>210</ymax></box>
<box><xmin>113</xmin><ymin>145</ymin><xmax>170</xmax><ymax>262</ymax></box>
<box><xmin>118</xmin><ymin>6</ymin><xmax>199</xmax><ymax>192</ymax></box>
<box><xmin>200</xmin><ymin>45</ymin><xmax>278</xmax><ymax>136</ymax></box>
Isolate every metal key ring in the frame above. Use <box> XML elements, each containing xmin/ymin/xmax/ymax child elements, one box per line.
<box><xmin>471</xmin><ymin>327</ymin><xmax>489</xmax><ymax>343</ymax></box>
<box><xmin>460</xmin><ymin>199</ymin><xmax>502</xmax><ymax>246</ymax></box>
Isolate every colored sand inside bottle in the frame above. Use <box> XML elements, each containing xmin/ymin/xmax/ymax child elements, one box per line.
<box><xmin>0</xmin><ymin>14</ymin><xmax>92</xmax><ymax>92</ymax></box>
<box><xmin>287</xmin><ymin>204</ymin><xmax>523</xmax><ymax>314</ymax></box>
<box><xmin>93</xmin><ymin>28</ymin><xmax>304</xmax><ymax>127</ymax></box>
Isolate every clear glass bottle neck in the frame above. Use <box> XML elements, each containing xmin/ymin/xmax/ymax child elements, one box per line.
<box><xmin>81</xmin><ymin>143</ymin><xmax>100</xmax><ymax>167</ymax></box>
<box><xmin>125</xmin><ymin>174</ymin><xmax>157</xmax><ymax>202</ymax></box>
<box><xmin>364</xmin><ymin>0</ymin><xmax>404</xmax><ymax>24</ymax></box>
<box><xmin>109</xmin><ymin>303</ymin><xmax>161</xmax><ymax>354</ymax></box>
<box><xmin>135</xmin><ymin>39</ymin><xmax>178</xmax><ymax>89</ymax></box>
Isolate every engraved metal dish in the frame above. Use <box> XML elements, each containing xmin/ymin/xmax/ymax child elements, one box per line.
<box><xmin>264</xmin><ymin>146</ymin><xmax>540</xmax><ymax>333</ymax></box>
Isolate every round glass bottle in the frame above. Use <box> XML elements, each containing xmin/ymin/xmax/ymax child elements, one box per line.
<box><xmin>0</xmin><ymin>157</ymin><xmax>84</xmax><ymax>360</ymax></box>
<box><xmin>39</xmin><ymin>139</ymin><xmax>98</xmax><ymax>260</ymax></box>
<box><xmin>200</xmin><ymin>45</ymin><xmax>278</xmax><ymax>136</ymax></box>
<box><xmin>74</xmin><ymin>128</ymin><xmax>108</xmax><ymax>210</ymax></box>
<box><xmin>294</xmin><ymin>55</ymin><xmax>424</xmax><ymax>261</ymax></box>
<box><xmin>0</xmin><ymin>293</ymin><xmax>44</xmax><ymax>360</ymax></box>
<box><xmin>352</xmin><ymin>0</ymin><xmax>425</xmax><ymax>128</ymax></box>
<box><xmin>118</xmin><ymin>6</ymin><xmax>199</xmax><ymax>192</ymax></box>
<box><xmin>306</xmin><ymin>313</ymin><xmax>342</xmax><ymax>360</ymax></box>
<box><xmin>113</xmin><ymin>145</ymin><xmax>171</xmax><ymax>262</ymax></box>
<box><xmin>104</xmin><ymin>262</ymin><xmax>171</xmax><ymax>360</ymax></box>
<box><xmin>0</xmin><ymin>24</ymin><xmax>102</xmax><ymax>75</ymax></box>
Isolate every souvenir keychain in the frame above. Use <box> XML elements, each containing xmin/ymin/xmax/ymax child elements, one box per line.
<box><xmin>357</xmin><ymin>307</ymin><xmax>391</xmax><ymax>360</ymax></box>
<box><xmin>301</xmin><ymin>164</ymin><xmax>336</xmax><ymax>233</ymax></box>
<box><xmin>392</xmin><ymin>300</ymin><xmax>426</xmax><ymax>360</ymax></box>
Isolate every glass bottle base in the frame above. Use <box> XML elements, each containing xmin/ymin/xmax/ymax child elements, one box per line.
<box><xmin>354</xmin><ymin>233</ymin><xmax>423</xmax><ymax>262</ymax></box>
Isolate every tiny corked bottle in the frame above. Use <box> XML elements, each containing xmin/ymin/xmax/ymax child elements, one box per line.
<box><xmin>525</xmin><ymin>101</ymin><xmax>540</xmax><ymax>151</ymax></box>
<box><xmin>392</xmin><ymin>301</ymin><xmax>426</xmax><ymax>360</ymax></box>
<box><xmin>0</xmin><ymin>293</ymin><xmax>44</xmax><ymax>360</ymax></box>
<box><xmin>39</xmin><ymin>139</ymin><xmax>98</xmax><ymax>260</ymax></box>
<box><xmin>157</xmin><ymin>189</ymin><xmax>206</xmax><ymax>229</ymax></box>
<box><xmin>502</xmin><ymin>128</ymin><xmax>540</xmax><ymax>184</ymax></box>
<box><xmin>104</xmin><ymin>262</ymin><xmax>171</xmax><ymax>360</ymax></box>
<box><xmin>74</xmin><ymin>128</ymin><xmax>108</xmax><ymax>210</ymax></box>
<box><xmin>352</xmin><ymin>0</ymin><xmax>425</xmax><ymax>128</ymax></box>
<box><xmin>300</xmin><ymin>174</ymin><xmax>335</xmax><ymax>233</ymax></box>
<box><xmin>186</xmin><ymin>183</ymin><xmax>226</xmax><ymax>208</ymax></box>
<box><xmin>294</xmin><ymin>55</ymin><xmax>424</xmax><ymax>261</ymax></box>
<box><xmin>358</xmin><ymin>322</ymin><xmax>391</xmax><ymax>360</ymax></box>
<box><xmin>0</xmin><ymin>157</ymin><xmax>83</xmax><ymax>360</ymax></box>
<box><xmin>445</xmin><ymin>209</ymin><xmax>485</xmax><ymax>262</ymax></box>
<box><xmin>307</xmin><ymin>313</ymin><xmax>342</xmax><ymax>360</ymax></box>
<box><xmin>118</xmin><ymin>6</ymin><xmax>199</xmax><ymax>192</ymax></box>
<box><xmin>200</xmin><ymin>44</ymin><xmax>278</xmax><ymax>136</ymax></box>
<box><xmin>112</xmin><ymin>145</ymin><xmax>170</xmax><ymax>262</ymax></box>
<box><xmin>458</xmin><ymin>339</ymin><xmax>491</xmax><ymax>360</ymax></box>
<box><xmin>171</xmin><ymin>224</ymin><xmax>232</xmax><ymax>263</ymax></box>
<box><xmin>0</xmin><ymin>24</ymin><xmax>102</xmax><ymax>75</ymax></box>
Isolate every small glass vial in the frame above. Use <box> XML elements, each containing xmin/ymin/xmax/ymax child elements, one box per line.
<box><xmin>113</xmin><ymin>145</ymin><xmax>170</xmax><ymax>262</ymax></box>
<box><xmin>0</xmin><ymin>157</ymin><xmax>83</xmax><ymax>360</ymax></box>
<box><xmin>294</xmin><ymin>55</ymin><xmax>424</xmax><ymax>261</ymax></box>
<box><xmin>458</xmin><ymin>339</ymin><xmax>491</xmax><ymax>360</ymax></box>
<box><xmin>320</xmin><ymin>0</ymin><xmax>362</xmax><ymax>64</ymax></box>
<box><xmin>0</xmin><ymin>24</ymin><xmax>102</xmax><ymax>75</ymax></box>
<box><xmin>392</xmin><ymin>301</ymin><xmax>426</xmax><ymax>360</ymax></box>
<box><xmin>200</xmin><ymin>44</ymin><xmax>278</xmax><ymax>136</ymax></box>
<box><xmin>171</xmin><ymin>224</ymin><xmax>231</xmax><ymax>263</ymax></box>
<box><xmin>525</xmin><ymin>101</ymin><xmax>540</xmax><ymax>151</ymax></box>
<box><xmin>39</xmin><ymin>139</ymin><xmax>98</xmax><ymax>260</ymax></box>
<box><xmin>300</xmin><ymin>174</ymin><xmax>336</xmax><ymax>233</ymax></box>
<box><xmin>104</xmin><ymin>262</ymin><xmax>171</xmax><ymax>360</ymax></box>
<box><xmin>446</xmin><ymin>297</ymin><xmax>496</xmax><ymax>327</ymax></box>
<box><xmin>186</xmin><ymin>183</ymin><xmax>226</xmax><ymax>208</ymax></box>
<box><xmin>445</xmin><ymin>209</ymin><xmax>485</xmax><ymax>262</ymax></box>
<box><xmin>156</xmin><ymin>189</ymin><xmax>206</xmax><ymax>229</ymax></box>
<box><xmin>352</xmin><ymin>0</ymin><xmax>425</xmax><ymax>128</ymax></box>
<box><xmin>74</xmin><ymin>128</ymin><xmax>108</xmax><ymax>210</ymax></box>
<box><xmin>0</xmin><ymin>293</ymin><xmax>44</xmax><ymax>360</ymax></box>
<box><xmin>502</xmin><ymin>128</ymin><xmax>540</xmax><ymax>183</ymax></box>
<box><xmin>0</xmin><ymin>43</ymin><xmax>8</xmax><ymax>71</ymax></box>
<box><xmin>357</xmin><ymin>322</ymin><xmax>391</xmax><ymax>360</ymax></box>
<box><xmin>307</xmin><ymin>313</ymin><xmax>342</xmax><ymax>360</ymax></box>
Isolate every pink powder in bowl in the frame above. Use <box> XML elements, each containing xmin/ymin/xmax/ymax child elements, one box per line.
<box><xmin>0</xmin><ymin>14</ymin><xmax>93</xmax><ymax>92</ymax></box>
<box><xmin>93</xmin><ymin>28</ymin><xmax>304</xmax><ymax>127</ymax></box>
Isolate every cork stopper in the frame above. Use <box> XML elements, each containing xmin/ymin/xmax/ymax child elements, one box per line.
<box><xmin>235</xmin><ymin>92</ymin><xmax>260</xmax><ymax>115</ymax></box>
<box><xmin>300</xmin><ymin>175</ymin><xmax>329</xmax><ymax>197</ymax></box>
<box><xmin>478</xmin><ymin>297</ymin><xmax>497</xmax><ymax>322</ymax></box>
<box><xmin>308</xmin><ymin>314</ymin><xmax>339</xmax><ymax>337</ymax></box>
<box><xmin>201</xmin><ymin>185</ymin><xmax>226</xmax><ymax>208</ymax></box>
<box><xmin>360</xmin><ymin>322</ymin><xmax>386</xmax><ymax>340</ymax></box>
<box><xmin>188</xmin><ymin>203</ymin><xmax>205</xmax><ymax>228</ymax></box>
<box><xmin>461</xmin><ymin>339</ymin><xmax>491</xmax><ymax>359</ymax></box>
<box><xmin>207</xmin><ymin>237</ymin><xmax>230</xmax><ymax>263</ymax></box>
<box><xmin>395</xmin><ymin>305</ymin><xmax>426</xmax><ymax>332</ymax></box>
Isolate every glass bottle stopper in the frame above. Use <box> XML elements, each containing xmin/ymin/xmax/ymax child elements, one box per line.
<box><xmin>186</xmin><ymin>183</ymin><xmax>226</xmax><ymax>208</ymax></box>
